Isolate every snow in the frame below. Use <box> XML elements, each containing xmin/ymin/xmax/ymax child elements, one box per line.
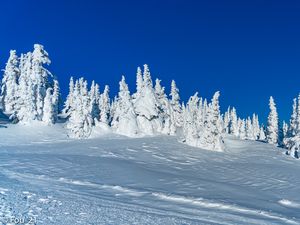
<box><xmin>0</xmin><ymin>124</ymin><xmax>300</xmax><ymax>224</ymax></box>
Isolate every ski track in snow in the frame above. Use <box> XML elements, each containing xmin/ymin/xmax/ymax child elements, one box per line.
<box><xmin>0</xmin><ymin>124</ymin><xmax>300</xmax><ymax>224</ymax></box>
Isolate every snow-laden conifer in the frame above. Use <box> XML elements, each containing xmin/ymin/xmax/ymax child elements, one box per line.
<box><xmin>42</xmin><ymin>88</ymin><xmax>55</xmax><ymax>125</ymax></box>
<box><xmin>111</xmin><ymin>76</ymin><xmax>139</xmax><ymax>136</ymax></box>
<box><xmin>67</xmin><ymin>78</ymin><xmax>93</xmax><ymax>138</ymax></box>
<box><xmin>62</xmin><ymin>77</ymin><xmax>75</xmax><ymax>117</ymax></box>
<box><xmin>99</xmin><ymin>85</ymin><xmax>110</xmax><ymax>125</ymax></box>
<box><xmin>169</xmin><ymin>80</ymin><xmax>182</xmax><ymax>134</ymax></box>
<box><xmin>1</xmin><ymin>50</ymin><xmax>20</xmax><ymax>114</ymax></box>
<box><xmin>229</xmin><ymin>107</ymin><xmax>239</xmax><ymax>136</ymax></box>
<box><xmin>266</xmin><ymin>96</ymin><xmax>279</xmax><ymax>145</ymax></box>
<box><xmin>155</xmin><ymin>79</ymin><xmax>171</xmax><ymax>134</ymax></box>
<box><xmin>134</xmin><ymin>64</ymin><xmax>161</xmax><ymax>134</ymax></box>
<box><xmin>89</xmin><ymin>81</ymin><xmax>100</xmax><ymax>123</ymax></box>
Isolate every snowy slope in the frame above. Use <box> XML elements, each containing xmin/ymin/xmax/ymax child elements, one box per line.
<box><xmin>0</xmin><ymin>124</ymin><xmax>300</xmax><ymax>225</ymax></box>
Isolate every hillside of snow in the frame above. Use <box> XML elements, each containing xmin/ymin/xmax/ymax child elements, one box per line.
<box><xmin>0</xmin><ymin>124</ymin><xmax>299</xmax><ymax>225</ymax></box>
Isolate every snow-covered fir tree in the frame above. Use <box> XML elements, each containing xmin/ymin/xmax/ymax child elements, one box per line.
<box><xmin>182</xmin><ymin>93</ymin><xmax>200</xmax><ymax>147</ymax></box>
<box><xmin>16</xmin><ymin>52</ymin><xmax>37</xmax><ymax>123</ymax></box>
<box><xmin>169</xmin><ymin>80</ymin><xmax>183</xmax><ymax>135</ymax></box>
<box><xmin>223</xmin><ymin>107</ymin><xmax>231</xmax><ymax>133</ymax></box>
<box><xmin>134</xmin><ymin>64</ymin><xmax>161</xmax><ymax>135</ymax></box>
<box><xmin>1</xmin><ymin>50</ymin><xmax>20</xmax><ymax>114</ymax></box>
<box><xmin>98</xmin><ymin>85</ymin><xmax>110</xmax><ymax>126</ymax></box>
<box><xmin>252</xmin><ymin>114</ymin><xmax>260</xmax><ymax>140</ymax></box>
<box><xmin>132</xmin><ymin>67</ymin><xmax>143</xmax><ymax>100</ymax></box>
<box><xmin>8</xmin><ymin>44</ymin><xmax>56</xmax><ymax>123</ymax></box>
<box><xmin>238</xmin><ymin>118</ymin><xmax>246</xmax><ymax>140</ymax></box>
<box><xmin>62</xmin><ymin>77</ymin><xmax>75</xmax><ymax>117</ymax></box>
<box><xmin>42</xmin><ymin>88</ymin><xmax>55</xmax><ymax>125</ymax></box>
<box><xmin>31</xmin><ymin>44</ymin><xmax>52</xmax><ymax>121</ymax></box>
<box><xmin>245</xmin><ymin>117</ymin><xmax>255</xmax><ymax>140</ymax></box>
<box><xmin>259</xmin><ymin>126</ymin><xmax>266</xmax><ymax>141</ymax></box>
<box><xmin>289</xmin><ymin>98</ymin><xmax>298</xmax><ymax>136</ymax></box>
<box><xmin>67</xmin><ymin>78</ymin><xmax>93</xmax><ymax>138</ymax></box>
<box><xmin>266</xmin><ymin>96</ymin><xmax>279</xmax><ymax>145</ymax></box>
<box><xmin>155</xmin><ymin>79</ymin><xmax>171</xmax><ymax>134</ymax></box>
<box><xmin>229</xmin><ymin>107</ymin><xmax>239</xmax><ymax>136</ymax></box>
<box><xmin>282</xmin><ymin>121</ymin><xmax>289</xmax><ymax>141</ymax></box>
<box><xmin>199</xmin><ymin>92</ymin><xmax>224</xmax><ymax>151</ymax></box>
<box><xmin>183</xmin><ymin>92</ymin><xmax>224</xmax><ymax>151</ymax></box>
<box><xmin>283</xmin><ymin>94</ymin><xmax>300</xmax><ymax>158</ymax></box>
<box><xmin>111</xmin><ymin>76</ymin><xmax>139</xmax><ymax>136</ymax></box>
<box><xmin>89</xmin><ymin>80</ymin><xmax>100</xmax><ymax>123</ymax></box>
<box><xmin>52</xmin><ymin>79</ymin><xmax>60</xmax><ymax>122</ymax></box>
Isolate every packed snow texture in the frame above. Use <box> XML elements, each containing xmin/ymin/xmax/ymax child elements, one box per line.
<box><xmin>0</xmin><ymin>123</ymin><xmax>300</xmax><ymax>225</ymax></box>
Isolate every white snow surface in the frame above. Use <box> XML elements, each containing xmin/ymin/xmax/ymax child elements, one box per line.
<box><xmin>0</xmin><ymin>123</ymin><xmax>300</xmax><ymax>225</ymax></box>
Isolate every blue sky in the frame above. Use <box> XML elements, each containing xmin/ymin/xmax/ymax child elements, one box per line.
<box><xmin>0</xmin><ymin>0</ymin><xmax>299</xmax><ymax>123</ymax></box>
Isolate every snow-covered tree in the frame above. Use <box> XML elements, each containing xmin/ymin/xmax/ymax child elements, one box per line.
<box><xmin>111</xmin><ymin>76</ymin><xmax>139</xmax><ymax>136</ymax></box>
<box><xmin>1</xmin><ymin>50</ymin><xmax>20</xmax><ymax>114</ymax></box>
<box><xmin>132</xmin><ymin>67</ymin><xmax>143</xmax><ymax>100</ymax></box>
<box><xmin>62</xmin><ymin>77</ymin><xmax>75</xmax><ymax>117</ymax></box>
<box><xmin>229</xmin><ymin>107</ymin><xmax>239</xmax><ymax>136</ymax></box>
<box><xmin>283</xmin><ymin>95</ymin><xmax>300</xmax><ymax>158</ymax></box>
<box><xmin>199</xmin><ymin>92</ymin><xmax>224</xmax><ymax>151</ymax></box>
<box><xmin>183</xmin><ymin>91</ymin><xmax>224</xmax><ymax>151</ymax></box>
<box><xmin>99</xmin><ymin>85</ymin><xmax>110</xmax><ymax>125</ymax></box>
<box><xmin>259</xmin><ymin>126</ymin><xmax>266</xmax><ymax>141</ymax></box>
<box><xmin>223</xmin><ymin>107</ymin><xmax>231</xmax><ymax>133</ymax></box>
<box><xmin>266</xmin><ymin>96</ymin><xmax>279</xmax><ymax>145</ymax></box>
<box><xmin>52</xmin><ymin>79</ymin><xmax>60</xmax><ymax>122</ymax></box>
<box><xmin>238</xmin><ymin>118</ymin><xmax>246</xmax><ymax>140</ymax></box>
<box><xmin>182</xmin><ymin>93</ymin><xmax>200</xmax><ymax>146</ymax></box>
<box><xmin>134</xmin><ymin>64</ymin><xmax>161</xmax><ymax>134</ymax></box>
<box><xmin>245</xmin><ymin>117</ymin><xmax>255</xmax><ymax>140</ymax></box>
<box><xmin>67</xmin><ymin>78</ymin><xmax>93</xmax><ymax>138</ymax></box>
<box><xmin>282</xmin><ymin>121</ymin><xmax>289</xmax><ymax>140</ymax></box>
<box><xmin>252</xmin><ymin>114</ymin><xmax>260</xmax><ymax>140</ymax></box>
<box><xmin>169</xmin><ymin>80</ymin><xmax>182</xmax><ymax>134</ymax></box>
<box><xmin>89</xmin><ymin>80</ymin><xmax>100</xmax><ymax>123</ymax></box>
<box><xmin>155</xmin><ymin>79</ymin><xmax>171</xmax><ymax>134</ymax></box>
<box><xmin>12</xmin><ymin>44</ymin><xmax>56</xmax><ymax>123</ymax></box>
<box><xmin>288</xmin><ymin>98</ymin><xmax>298</xmax><ymax>136</ymax></box>
<box><xmin>16</xmin><ymin>52</ymin><xmax>37</xmax><ymax>122</ymax></box>
<box><xmin>31</xmin><ymin>44</ymin><xmax>52</xmax><ymax>120</ymax></box>
<box><xmin>42</xmin><ymin>88</ymin><xmax>55</xmax><ymax>125</ymax></box>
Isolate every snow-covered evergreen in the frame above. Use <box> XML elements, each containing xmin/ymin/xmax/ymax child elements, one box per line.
<box><xmin>183</xmin><ymin>92</ymin><xmax>224</xmax><ymax>151</ymax></box>
<box><xmin>31</xmin><ymin>44</ymin><xmax>52</xmax><ymax>121</ymax></box>
<box><xmin>1</xmin><ymin>50</ymin><xmax>20</xmax><ymax>114</ymax></box>
<box><xmin>89</xmin><ymin>80</ymin><xmax>100</xmax><ymax>123</ymax></box>
<box><xmin>169</xmin><ymin>80</ymin><xmax>183</xmax><ymax>135</ymax></box>
<box><xmin>52</xmin><ymin>79</ymin><xmax>60</xmax><ymax>122</ymax></box>
<box><xmin>42</xmin><ymin>88</ymin><xmax>55</xmax><ymax>125</ymax></box>
<box><xmin>0</xmin><ymin>45</ymin><xmax>57</xmax><ymax>124</ymax></box>
<box><xmin>229</xmin><ymin>107</ymin><xmax>239</xmax><ymax>136</ymax></box>
<box><xmin>238</xmin><ymin>118</ymin><xmax>246</xmax><ymax>140</ymax></box>
<box><xmin>283</xmin><ymin>94</ymin><xmax>300</xmax><ymax>158</ymax></box>
<box><xmin>252</xmin><ymin>114</ymin><xmax>260</xmax><ymax>140</ymax></box>
<box><xmin>111</xmin><ymin>76</ymin><xmax>139</xmax><ymax>136</ymax></box>
<box><xmin>98</xmin><ymin>85</ymin><xmax>110</xmax><ymax>126</ymax></box>
<box><xmin>62</xmin><ymin>77</ymin><xmax>75</xmax><ymax>117</ymax></box>
<box><xmin>245</xmin><ymin>117</ymin><xmax>254</xmax><ymax>140</ymax></box>
<box><xmin>259</xmin><ymin>126</ymin><xmax>266</xmax><ymax>141</ymax></box>
<box><xmin>155</xmin><ymin>79</ymin><xmax>171</xmax><ymax>134</ymax></box>
<box><xmin>134</xmin><ymin>64</ymin><xmax>162</xmax><ymax>135</ymax></box>
<box><xmin>266</xmin><ymin>96</ymin><xmax>279</xmax><ymax>145</ymax></box>
<box><xmin>67</xmin><ymin>78</ymin><xmax>93</xmax><ymax>138</ymax></box>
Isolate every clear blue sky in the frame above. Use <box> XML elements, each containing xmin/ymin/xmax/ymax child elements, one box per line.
<box><xmin>0</xmin><ymin>0</ymin><xmax>299</xmax><ymax>123</ymax></box>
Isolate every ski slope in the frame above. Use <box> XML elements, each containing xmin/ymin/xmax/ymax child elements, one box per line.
<box><xmin>0</xmin><ymin>123</ymin><xmax>300</xmax><ymax>224</ymax></box>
